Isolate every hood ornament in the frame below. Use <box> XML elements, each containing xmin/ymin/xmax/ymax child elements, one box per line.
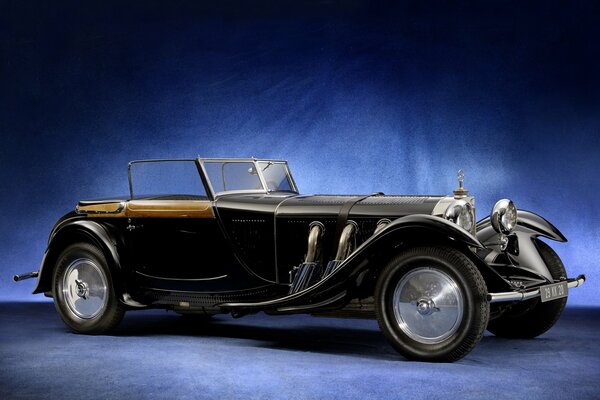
<box><xmin>453</xmin><ymin>169</ymin><xmax>469</xmax><ymax>198</ymax></box>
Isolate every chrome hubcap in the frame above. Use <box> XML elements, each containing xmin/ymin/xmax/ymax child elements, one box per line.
<box><xmin>393</xmin><ymin>267</ymin><xmax>464</xmax><ymax>344</ymax></box>
<box><xmin>62</xmin><ymin>258</ymin><xmax>108</xmax><ymax>319</ymax></box>
<box><xmin>75</xmin><ymin>279</ymin><xmax>89</xmax><ymax>299</ymax></box>
<box><xmin>416</xmin><ymin>298</ymin><xmax>437</xmax><ymax>316</ymax></box>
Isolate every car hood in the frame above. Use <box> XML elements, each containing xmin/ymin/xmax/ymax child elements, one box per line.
<box><xmin>276</xmin><ymin>194</ymin><xmax>446</xmax><ymax>218</ymax></box>
<box><xmin>215</xmin><ymin>193</ymin><xmax>447</xmax><ymax>218</ymax></box>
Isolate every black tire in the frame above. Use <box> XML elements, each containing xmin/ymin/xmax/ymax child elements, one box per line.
<box><xmin>375</xmin><ymin>246</ymin><xmax>489</xmax><ymax>362</ymax></box>
<box><xmin>487</xmin><ymin>239</ymin><xmax>567</xmax><ymax>339</ymax></box>
<box><xmin>52</xmin><ymin>242</ymin><xmax>125</xmax><ymax>334</ymax></box>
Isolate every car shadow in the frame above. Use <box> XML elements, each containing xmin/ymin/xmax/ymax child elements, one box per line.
<box><xmin>3</xmin><ymin>301</ymin><xmax>598</xmax><ymax>363</ymax></box>
<box><xmin>0</xmin><ymin>301</ymin><xmax>399</xmax><ymax>361</ymax></box>
<box><xmin>112</xmin><ymin>310</ymin><xmax>401</xmax><ymax>361</ymax></box>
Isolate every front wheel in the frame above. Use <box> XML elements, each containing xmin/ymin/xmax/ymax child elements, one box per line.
<box><xmin>375</xmin><ymin>246</ymin><xmax>489</xmax><ymax>362</ymax></box>
<box><xmin>52</xmin><ymin>242</ymin><xmax>125</xmax><ymax>334</ymax></box>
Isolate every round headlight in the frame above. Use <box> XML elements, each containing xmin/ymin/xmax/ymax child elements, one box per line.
<box><xmin>444</xmin><ymin>199</ymin><xmax>474</xmax><ymax>232</ymax></box>
<box><xmin>491</xmin><ymin>199</ymin><xmax>517</xmax><ymax>234</ymax></box>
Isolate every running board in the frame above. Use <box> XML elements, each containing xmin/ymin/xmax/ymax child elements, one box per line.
<box><xmin>270</xmin><ymin>291</ymin><xmax>347</xmax><ymax>314</ymax></box>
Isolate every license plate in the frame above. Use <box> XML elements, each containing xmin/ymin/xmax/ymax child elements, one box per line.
<box><xmin>540</xmin><ymin>281</ymin><xmax>568</xmax><ymax>302</ymax></box>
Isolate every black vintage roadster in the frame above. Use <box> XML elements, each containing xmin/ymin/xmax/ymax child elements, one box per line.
<box><xmin>15</xmin><ymin>158</ymin><xmax>585</xmax><ymax>361</ymax></box>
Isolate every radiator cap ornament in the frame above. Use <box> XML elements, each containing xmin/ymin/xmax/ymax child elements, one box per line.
<box><xmin>453</xmin><ymin>169</ymin><xmax>469</xmax><ymax>198</ymax></box>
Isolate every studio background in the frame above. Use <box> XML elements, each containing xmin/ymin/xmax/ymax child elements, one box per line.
<box><xmin>1</xmin><ymin>1</ymin><xmax>598</xmax><ymax>305</ymax></box>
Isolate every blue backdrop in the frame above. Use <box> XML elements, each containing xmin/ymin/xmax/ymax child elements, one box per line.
<box><xmin>1</xmin><ymin>1</ymin><xmax>598</xmax><ymax>304</ymax></box>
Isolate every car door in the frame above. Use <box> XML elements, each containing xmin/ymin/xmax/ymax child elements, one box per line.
<box><xmin>126</xmin><ymin>198</ymin><xmax>220</xmax><ymax>276</ymax></box>
<box><xmin>125</xmin><ymin>160</ymin><xmax>238</xmax><ymax>292</ymax></box>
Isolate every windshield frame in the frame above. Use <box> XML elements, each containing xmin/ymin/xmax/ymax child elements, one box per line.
<box><xmin>198</xmin><ymin>158</ymin><xmax>298</xmax><ymax>198</ymax></box>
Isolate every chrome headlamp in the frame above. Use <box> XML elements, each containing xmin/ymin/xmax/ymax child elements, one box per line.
<box><xmin>491</xmin><ymin>199</ymin><xmax>517</xmax><ymax>234</ymax></box>
<box><xmin>444</xmin><ymin>199</ymin><xmax>474</xmax><ymax>232</ymax></box>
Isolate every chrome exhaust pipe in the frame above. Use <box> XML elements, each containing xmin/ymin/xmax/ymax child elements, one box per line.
<box><xmin>323</xmin><ymin>219</ymin><xmax>388</xmax><ymax>278</ymax></box>
<box><xmin>323</xmin><ymin>221</ymin><xmax>358</xmax><ymax>277</ymax></box>
<box><xmin>13</xmin><ymin>271</ymin><xmax>39</xmax><ymax>282</ymax></box>
<box><xmin>289</xmin><ymin>222</ymin><xmax>324</xmax><ymax>294</ymax></box>
<box><xmin>304</xmin><ymin>222</ymin><xmax>324</xmax><ymax>264</ymax></box>
<box><xmin>334</xmin><ymin>221</ymin><xmax>357</xmax><ymax>261</ymax></box>
<box><xmin>373</xmin><ymin>218</ymin><xmax>391</xmax><ymax>236</ymax></box>
<box><xmin>487</xmin><ymin>274</ymin><xmax>585</xmax><ymax>303</ymax></box>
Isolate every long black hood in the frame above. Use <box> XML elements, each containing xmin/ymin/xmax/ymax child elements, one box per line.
<box><xmin>276</xmin><ymin>194</ymin><xmax>446</xmax><ymax>218</ymax></box>
<box><xmin>214</xmin><ymin>193</ymin><xmax>447</xmax><ymax>218</ymax></box>
<box><xmin>213</xmin><ymin>192</ymin><xmax>449</xmax><ymax>284</ymax></box>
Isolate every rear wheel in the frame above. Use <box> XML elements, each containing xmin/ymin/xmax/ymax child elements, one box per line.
<box><xmin>52</xmin><ymin>242</ymin><xmax>125</xmax><ymax>334</ymax></box>
<box><xmin>487</xmin><ymin>239</ymin><xmax>567</xmax><ymax>338</ymax></box>
<box><xmin>375</xmin><ymin>246</ymin><xmax>489</xmax><ymax>362</ymax></box>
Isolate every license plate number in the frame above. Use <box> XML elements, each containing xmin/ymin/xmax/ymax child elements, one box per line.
<box><xmin>540</xmin><ymin>281</ymin><xmax>568</xmax><ymax>302</ymax></box>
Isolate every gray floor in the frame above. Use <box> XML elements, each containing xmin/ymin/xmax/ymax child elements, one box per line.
<box><xmin>1</xmin><ymin>301</ymin><xmax>599</xmax><ymax>400</ymax></box>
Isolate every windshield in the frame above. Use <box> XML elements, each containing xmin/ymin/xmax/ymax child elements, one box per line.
<box><xmin>201</xmin><ymin>159</ymin><xmax>296</xmax><ymax>195</ymax></box>
<box><xmin>258</xmin><ymin>161</ymin><xmax>294</xmax><ymax>192</ymax></box>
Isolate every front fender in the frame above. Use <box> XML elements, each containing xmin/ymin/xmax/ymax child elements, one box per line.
<box><xmin>379</xmin><ymin>214</ymin><xmax>485</xmax><ymax>248</ymax></box>
<box><xmin>222</xmin><ymin>214</ymin><xmax>489</xmax><ymax>312</ymax></box>
<box><xmin>477</xmin><ymin>209</ymin><xmax>567</xmax><ymax>244</ymax></box>
<box><xmin>476</xmin><ymin>209</ymin><xmax>567</xmax><ymax>282</ymax></box>
<box><xmin>33</xmin><ymin>219</ymin><xmax>124</xmax><ymax>295</ymax></box>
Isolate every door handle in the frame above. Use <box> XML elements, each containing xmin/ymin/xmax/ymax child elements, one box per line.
<box><xmin>126</xmin><ymin>223</ymin><xmax>143</xmax><ymax>231</ymax></box>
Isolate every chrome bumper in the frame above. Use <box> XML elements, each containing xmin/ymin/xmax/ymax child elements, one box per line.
<box><xmin>487</xmin><ymin>274</ymin><xmax>586</xmax><ymax>303</ymax></box>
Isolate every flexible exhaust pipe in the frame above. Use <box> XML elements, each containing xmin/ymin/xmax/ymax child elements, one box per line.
<box><xmin>334</xmin><ymin>221</ymin><xmax>357</xmax><ymax>261</ymax></box>
<box><xmin>304</xmin><ymin>222</ymin><xmax>323</xmax><ymax>263</ymax></box>
<box><xmin>289</xmin><ymin>222</ymin><xmax>324</xmax><ymax>294</ymax></box>
<box><xmin>373</xmin><ymin>219</ymin><xmax>391</xmax><ymax>236</ymax></box>
<box><xmin>323</xmin><ymin>221</ymin><xmax>358</xmax><ymax>277</ymax></box>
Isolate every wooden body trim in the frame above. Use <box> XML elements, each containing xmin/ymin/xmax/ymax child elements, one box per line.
<box><xmin>77</xmin><ymin>200</ymin><xmax>214</xmax><ymax>219</ymax></box>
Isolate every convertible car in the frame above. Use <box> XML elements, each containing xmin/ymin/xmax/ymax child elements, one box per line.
<box><xmin>15</xmin><ymin>158</ymin><xmax>585</xmax><ymax>361</ymax></box>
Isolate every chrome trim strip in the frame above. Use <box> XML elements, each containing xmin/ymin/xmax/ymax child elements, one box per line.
<box><xmin>215</xmin><ymin>189</ymin><xmax>268</xmax><ymax>196</ymax></box>
<box><xmin>76</xmin><ymin>201</ymin><xmax>126</xmax><ymax>215</ymax></box>
<box><xmin>255</xmin><ymin>160</ymin><xmax>270</xmax><ymax>193</ymax></box>
<box><xmin>135</xmin><ymin>271</ymin><xmax>228</xmax><ymax>281</ymax></box>
<box><xmin>487</xmin><ymin>274</ymin><xmax>585</xmax><ymax>303</ymax></box>
<box><xmin>275</xmin><ymin>290</ymin><xmax>347</xmax><ymax>313</ymax></box>
<box><xmin>141</xmin><ymin>284</ymin><xmax>274</xmax><ymax>295</ymax></box>
<box><xmin>197</xmin><ymin>157</ymin><xmax>288</xmax><ymax>163</ymax></box>
<box><xmin>273</xmin><ymin>193</ymin><xmax>304</xmax><ymax>283</ymax></box>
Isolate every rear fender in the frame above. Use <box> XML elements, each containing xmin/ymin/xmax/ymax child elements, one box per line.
<box><xmin>33</xmin><ymin>219</ymin><xmax>126</xmax><ymax>296</ymax></box>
